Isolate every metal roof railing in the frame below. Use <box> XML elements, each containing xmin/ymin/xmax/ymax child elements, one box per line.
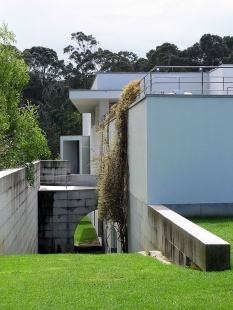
<box><xmin>139</xmin><ymin>65</ymin><xmax>233</xmax><ymax>97</ymax></box>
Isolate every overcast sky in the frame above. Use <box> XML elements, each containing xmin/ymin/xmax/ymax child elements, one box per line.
<box><xmin>1</xmin><ymin>0</ymin><xmax>233</xmax><ymax>61</ymax></box>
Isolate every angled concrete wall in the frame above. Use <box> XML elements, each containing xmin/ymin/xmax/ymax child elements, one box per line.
<box><xmin>38</xmin><ymin>186</ymin><xmax>97</xmax><ymax>253</ymax></box>
<box><xmin>0</xmin><ymin>162</ymin><xmax>40</xmax><ymax>254</ymax></box>
<box><xmin>149</xmin><ymin>205</ymin><xmax>230</xmax><ymax>271</ymax></box>
<box><xmin>128</xmin><ymin>193</ymin><xmax>230</xmax><ymax>271</ymax></box>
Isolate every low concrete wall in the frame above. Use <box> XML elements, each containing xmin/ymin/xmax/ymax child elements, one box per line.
<box><xmin>128</xmin><ymin>193</ymin><xmax>230</xmax><ymax>271</ymax></box>
<box><xmin>38</xmin><ymin>186</ymin><xmax>97</xmax><ymax>253</ymax></box>
<box><xmin>0</xmin><ymin>162</ymin><xmax>40</xmax><ymax>254</ymax></box>
<box><xmin>40</xmin><ymin>160</ymin><xmax>70</xmax><ymax>185</ymax></box>
<box><xmin>40</xmin><ymin>160</ymin><xmax>96</xmax><ymax>187</ymax></box>
<box><xmin>42</xmin><ymin>174</ymin><xmax>96</xmax><ymax>187</ymax></box>
<box><xmin>149</xmin><ymin>205</ymin><xmax>230</xmax><ymax>271</ymax></box>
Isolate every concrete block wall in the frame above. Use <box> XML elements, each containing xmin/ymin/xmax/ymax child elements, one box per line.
<box><xmin>128</xmin><ymin>193</ymin><xmax>230</xmax><ymax>271</ymax></box>
<box><xmin>128</xmin><ymin>193</ymin><xmax>155</xmax><ymax>253</ymax></box>
<box><xmin>40</xmin><ymin>160</ymin><xmax>96</xmax><ymax>187</ymax></box>
<box><xmin>40</xmin><ymin>160</ymin><xmax>71</xmax><ymax>185</ymax></box>
<box><xmin>0</xmin><ymin>162</ymin><xmax>40</xmax><ymax>254</ymax></box>
<box><xmin>43</xmin><ymin>174</ymin><xmax>96</xmax><ymax>187</ymax></box>
<box><xmin>38</xmin><ymin>187</ymin><xmax>98</xmax><ymax>253</ymax></box>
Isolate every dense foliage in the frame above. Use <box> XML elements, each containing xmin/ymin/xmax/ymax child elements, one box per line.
<box><xmin>0</xmin><ymin>23</ymin><xmax>50</xmax><ymax>172</ymax></box>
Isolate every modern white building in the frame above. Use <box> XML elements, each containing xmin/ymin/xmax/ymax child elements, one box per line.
<box><xmin>68</xmin><ymin>65</ymin><xmax>233</xmax><ymax>255</ymax></box>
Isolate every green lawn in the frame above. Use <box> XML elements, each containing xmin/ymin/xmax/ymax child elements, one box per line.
<box><xmin>74</xmin><ymin>215</ymin><xmax>99</xmax><ymax>244</ymax></box>
<box><xmin>1</xmin><ymin>218</ymin><xmax>233</xmax><ymax>309</ymax></box>
<box><xmin>190</xmin><ymin>216</ymin><xmax>233</xmax><ymax>263</ymax></box>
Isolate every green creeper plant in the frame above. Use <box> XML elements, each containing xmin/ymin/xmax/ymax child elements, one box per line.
<box><xmin>95</xmin><ymin>80</ymin><xmax>140</xmax><ymax>252</ymax></box>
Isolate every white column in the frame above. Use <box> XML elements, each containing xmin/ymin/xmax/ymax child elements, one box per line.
<box><xmin>82</xmin><ymin>113</ymin><xmax>91</xmax><ymax>136</ymax></box>
<box><xmin>99</xmin><ymin>99</ymin><xmax>109</xmax><ymax>120</ymax></box>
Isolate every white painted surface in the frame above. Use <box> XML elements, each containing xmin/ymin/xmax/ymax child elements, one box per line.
<box><xmin>146</xmin><ymin>95</ymin><xmax>233</xmax><ymax>204</ymax></box>
<box><xmin>209</xmin><ymin>65</ymin><xmax>233</xmax><ymax>95</ymax></box>
<box><xmin>128</xmin><ymin>99</ymin><xmax>147</xmax><ymax>203</ymax></box>
<box><xmin>99</xmin><ymin>99</ymin><xmax>109</xmax><ymax>120</ymax></box>
<box><xmin>60</xmin><ymin>136</ymin><xmax>90</xmax><ymax>174</ymax></box>
<box><xmin>91</xmin><ymin>73</ymin><xmax>146</xmax><ymax>90</ymax></box>
<box><xmin>60</xmin><ymin>136</ymin><xmax>81</xmax><ymax>173</ymax></box>
<box><xmin>69</xmin><ymin>90</ymin><xmax>121</xmax><ymax>113</ymax></box>
<box><xmin>90</xmin><ymin>125</ymin><xmax>98</xmax><ymax>174</ymax></box>
<box><xmin>82</xmin><ymin>136</ymin><xmax>90</xmax><ymax>174</ymax></box>
<box><xmin>82</xmin><ymin>113</ymin><xmax>91</xmax><ymax>136</ymax></box>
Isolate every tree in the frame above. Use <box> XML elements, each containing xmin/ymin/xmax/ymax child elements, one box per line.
<box><xmin>41</xmin><ymin>81</ymin><xmax>82</xmax><ymax>158</ymax></box>
<box><xmin>146</xmin><ymin>43</ymin><xmax>187</xmax><ymax>71</ymax></box>
<box><xmin>64</xmin><ymin>32</ymin><xmax>99</xmax><ymax>89</ymax></box>
<box><xmin>199</xmin><ymin>34</ymin><xmax>228</xmax><ymax>66</ymax></box>
<box><xmin>23</xmin><ymin>46</ymin><xmax>64</xmax><ymax>87</ymax></box>
<box><xmin>96</xmin><ymin>49</ymin><xmax>138</xmax><ymax>72</ymax></box>
<box><xmin>0</xmin><ymin>22</ymin><xmax>50</xmax><ymax>171</ymax></box>
<box><xmin>21</xmin><ymin>45</ymin><xmax>82</xmax><ymax>158</ymax></box>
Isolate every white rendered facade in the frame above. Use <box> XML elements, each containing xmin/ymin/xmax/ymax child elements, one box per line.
<box><xmin>69</xmin><ymin>66</ymin><xmax>233</xmax><ymax>253</ymax></box>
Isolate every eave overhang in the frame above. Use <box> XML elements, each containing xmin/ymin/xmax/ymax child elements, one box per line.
<box><xmin>69</xmin><ymin>90</ymin><xmax>122</xmax><ymax>113</ymax></box>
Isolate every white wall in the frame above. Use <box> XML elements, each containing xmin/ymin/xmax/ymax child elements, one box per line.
<box><xmin>128</xmin><ymin>100</ymin><xmax>147</xmax><ymax>203</ymax></box>
<box><xmin>0</xmin><ymin>162</ymin><xmax>40</xmax><ymax>254</ymax></box>
<box><xmin>82</xmin><ymin>136</ymin><xmax>90</xmax><ymax>174</ymax></box>
<box><xmin>60</xmin><ymin>136</ymin><xmax>90</xmax><ymax>174</ymax></box>
<box><xmin>82</xmin><ymin>113</ymin><xmax>91</xmax><ymax>136</ymax></box>
<box><xmin>146</xmin><ymin>95</ymin><xmax>233</xmax><ymax>204</ymax></box>
<box><xmin>91</xmin><ymin>73</ymin><xmax>146</xmax><ymax>90</ymax></box>
<box><xmin>209</xmin><ymin>66</ymin><xmax>233</xmax><ymax>95</ymax></box>
<box><xmin>90</xmin><ymin>125</ymin><xmax>98</xmax><ymax>174</ymax></box>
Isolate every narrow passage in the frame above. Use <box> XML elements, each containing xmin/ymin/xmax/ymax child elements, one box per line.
<box><xmin>74</xmin><ymin>215</ymin><xmax>102</xmax><ymax>253</ymax></box>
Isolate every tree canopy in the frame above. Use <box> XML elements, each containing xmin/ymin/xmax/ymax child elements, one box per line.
<box><xmin>0</xmin><ymin>22</ymin><xmax>50</xmax><ymax>171</ymax></box>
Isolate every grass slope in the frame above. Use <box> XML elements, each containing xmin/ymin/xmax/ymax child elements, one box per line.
<box><xmin>1</xmin><ymin>218</ymin><xmax>233</xmax><ymax>309</ymax></box>
<box><xmin>190</xmin><ymin>216</ymin><xmax>233</xmax><ymax>263</ymax></box>
<box><xmin>74</xmin><ymin>215</ymin><xmax>99</xmax><ymax>245</ymax></box>
<box><xmin>1</xmin><ymin>253</ymin><xmax>233</xmax><ymax>309</ymax></box>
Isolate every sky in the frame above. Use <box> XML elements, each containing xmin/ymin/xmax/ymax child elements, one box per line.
<box><xmin>1</xmin><ymin>0</ymin><xmax>233</xmax><ymax>61</ymax></box>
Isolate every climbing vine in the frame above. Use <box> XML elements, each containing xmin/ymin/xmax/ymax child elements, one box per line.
<box><xmin>95</xmin><ymin>80</ymin><xmax>140</xmax><ymax>253</ymax></box>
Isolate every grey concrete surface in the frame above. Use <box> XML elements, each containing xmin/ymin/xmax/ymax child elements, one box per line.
<box><xmin>128</xmin><ymin>192</ymin><xmax>230</xmax><ymax>271</ymax></box>
<box><xmin>38</xmin><ymin>186</ymin><xmax>97</xmax><ymax>253</ymax></box>
<box><xmin>0</xmin><ymin>162</ymin><xmax>40</xmax><ymax>254</ymax></box>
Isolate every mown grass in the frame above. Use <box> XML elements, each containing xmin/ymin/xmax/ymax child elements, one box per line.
<box><xmin>1</xmin><ymin>218</ymin><xmax>233</xmax><ymax>309</ymax></box>
<box><xmin>74</xmin><ymin>215</ymin><xmax>99</xmax><ymax>245</ymax></box>
<box><xmin>1</xmin><ymin>253</ymin><xmax>233</xmax><ymax>309</ymax></box>
<box><xmin>190</xmin><ymin>216</ymin><xmax>233</xmax><ymax>264</ymax></box>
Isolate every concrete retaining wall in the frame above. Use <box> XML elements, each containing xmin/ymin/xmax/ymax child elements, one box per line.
<box><xmin>128</xmin><ymin>193</ymin><xmax>230</xmax><ymax>271</ymax></box>
<box><xmin>149</xmin><ymin>205</ymin><xmax>230</xmax><ymax>271</ymax></box>
<box><xmin>0</xmin><ymin>162</ymin><xmax>40</xmax><ymax>254</ymax></box>
<box><xmin>38</xmin><ymin>186</ymin><xmax>97</xmax><ymax>253</ymax></box>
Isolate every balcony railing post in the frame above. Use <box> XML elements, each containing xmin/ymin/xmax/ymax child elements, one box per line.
<box><xmin>202</xmin><ymin>70</ymin><xmax>204</xmax><ymax>95</ymax></box>
<box><xmin>150</xmin><ymin>72</ymin><xmax>152</xmax><ymax>94</ymax></box>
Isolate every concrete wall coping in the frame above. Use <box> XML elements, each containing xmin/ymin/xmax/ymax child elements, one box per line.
<box><xmin>0</xmin><ymin>168</ymin><xmax>22</xmax><ymax>177</ymax></box>
<box><xmin>39</xmin><ymin>185</ymin><xmax>96</xmax><ymax>191</ymax></box>
<box><xmin>150</xmin><ymin>205</ymin><xmax>229</xmax><ymax>245</ymax></box>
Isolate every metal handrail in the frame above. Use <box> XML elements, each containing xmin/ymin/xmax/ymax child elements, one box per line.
<box><xmin>139</xmin><ymin>65</ymin><xmax>233</xmax><ymax>97</ymax></box>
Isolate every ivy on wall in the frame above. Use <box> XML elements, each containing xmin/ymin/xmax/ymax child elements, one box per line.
<box><xmin>95</xmin><ymin>80</ymin><xmax>140</xmax><ymax>252</ymax></box>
